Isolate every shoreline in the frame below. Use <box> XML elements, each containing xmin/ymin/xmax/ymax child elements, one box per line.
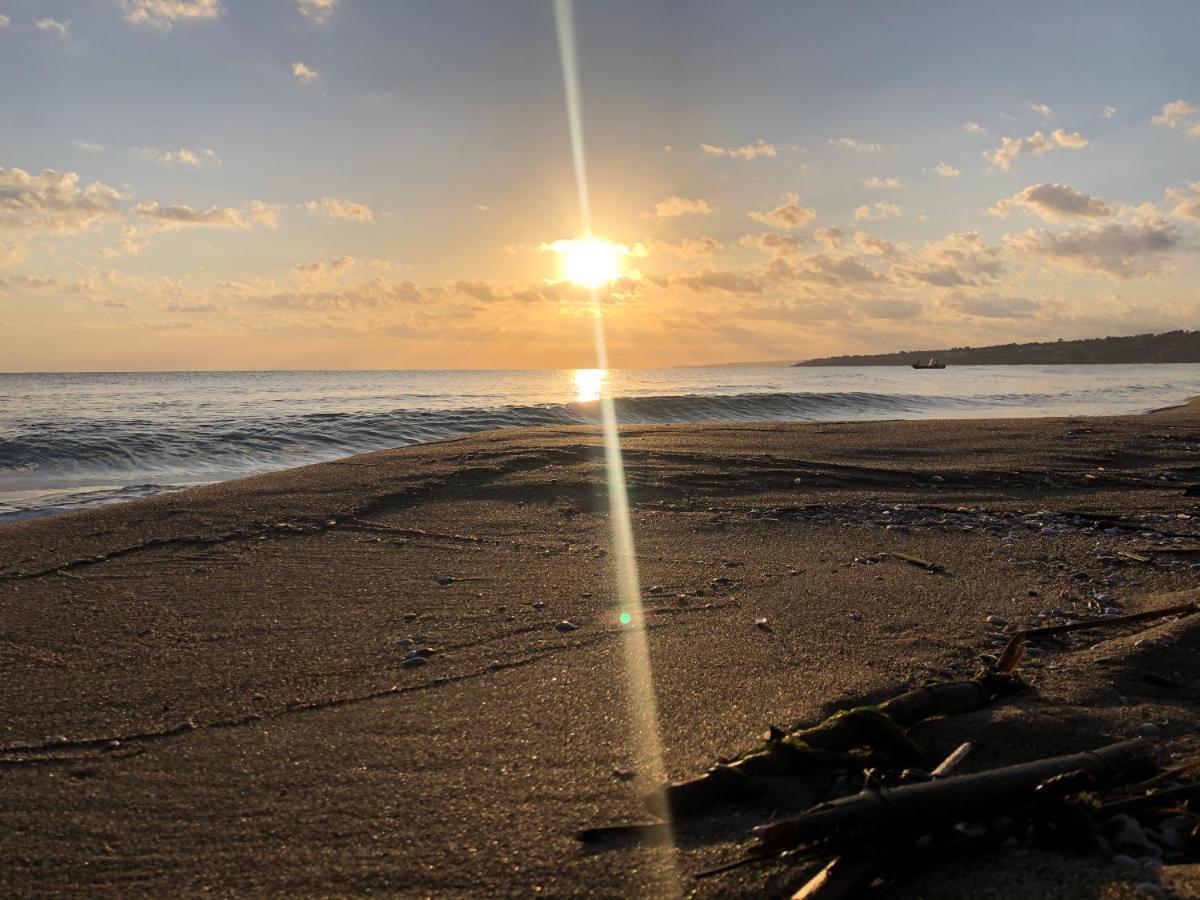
<box><xmin>5</xmin><ymin>393</ymin><xmax>1198</xmax><ymax>528</ymax></box>
<box><xmin>2</xmin><ymin>404</ymin><xmax>1199</xmax><ymax>896</ymax></box>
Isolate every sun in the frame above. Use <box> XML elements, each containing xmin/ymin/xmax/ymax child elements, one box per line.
<box><xmin>550</xmin><ymin>238</ymin><xmax>625</xmax><ymax>288</ymax></box>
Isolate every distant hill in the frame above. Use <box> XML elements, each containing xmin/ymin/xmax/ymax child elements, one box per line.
<box><xmin>793</xmin><ymin>330</ymin><xmax>1200</xmax><ymax>367</ymax></box>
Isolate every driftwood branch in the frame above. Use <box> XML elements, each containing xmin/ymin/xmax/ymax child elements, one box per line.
<box><xmin>997</xmin><ymin>598</ymin><xmax>1199</xmax><ymax>672</ymax></box>
<box><xmin>753</xmin><ymin>739</ymin><xmax>1158</xmax><ymax>856</ymax></box>
<box><xmin>647</xmin><ymin>674</ymin><xmax>1022</xmax><ymax>818</ymax></box>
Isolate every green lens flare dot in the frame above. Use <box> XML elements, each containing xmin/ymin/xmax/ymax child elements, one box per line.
<box><xmin>619</xmin><ymin>612</ymin><xmax>632</xmax><ymax>625</ymax></box>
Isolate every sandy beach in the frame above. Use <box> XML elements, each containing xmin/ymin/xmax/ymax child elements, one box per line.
<box><xmin>2</xmin><ymin>403</ymin><xmax>1199</xmax><ymax>898</ymax></box>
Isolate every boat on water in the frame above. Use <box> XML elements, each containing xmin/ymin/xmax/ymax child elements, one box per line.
<box><xmin>911</xmin><ymin>357</ymin><xmax>946</xmax><ymax>369</ymax></box>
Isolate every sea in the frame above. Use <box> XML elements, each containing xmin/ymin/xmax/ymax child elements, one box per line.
<box><xmin>2</xmin><ymin>364</ymin><xmax>1198</xmax><ymax>524</ymax></box>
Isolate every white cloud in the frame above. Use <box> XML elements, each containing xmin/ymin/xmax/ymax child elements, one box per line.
<box><xmin>934</xmin><ymin>162</ymin><xmax>960</xmax><ymax>178</ymax></box>
<box><xmin>1166</xmin><ymin>181</ymin><xmax>1200</xmax><ymax>221</ymax></box>
<box><xmin>748</xmin><ymin>192</ymin><xmax>815</xmax><ymax>229</ymax></box>
<box><xmin>1152</xmin><ymin>100</ymin><xmax>1200</xmax><ymax>136</ymax></box>
<box><xmin>297</xmin><ymin>0</ymin><xmax>337</xmax><ymax>23</ymax></box>
<box><xmin>119</xmin><ymin>0</ymin><xmax>223</xmax><ymax>27</ymax></box>
<box><xmin>1100</xmin><ymin>105</ymin><xmax>1116</xmax><ymax>119</ymax></box>
<box><xmin>74</xmin><ymin>140</ymin><xmax>108</xmax><ymax>152</ymax></box>
<box><xmin>303</xmin><ymin>197</ymin><xmax>375</xmax><ymax>222</ymax></box>
<box><xmin>1005</xmin><ymin>220</ymin><xmax>1178</xmax><ymax>278</ymax></box>
<box><xmin>964</xmin><ymin>122</ymin><xmax>987</xmax><ymax>135</ymax></box>
<box><xmin>0</xmin><ymin>167</ymin><xmax>122</xmax><ymax>235</ymax></box>
<box><xmin>700</xmin><ymin>139</ymin><xmax>778</xmax><ymax>160</ymax></box>
<box><xmin>648</xmin><ymin>196</ymin><xmax>712</xmax><ymax>219</ymax></box>
<box><xmin>863</xmin><ymin>176</ymin><xmax>905</xmax><ymax>190</ymax></box>
<box><xmin>143</xmin><ymin>147</ymin><xmax>221</xmax><ymax>167</ymax></box>
<box><xmin>853</xmin><ymin>201</ymin><xmax>901</xmax><ymax>222</ymax></box>
<box><xmin>1029</xmin><ymin>102</ymin><xmax>1054</xmax><ymax>118</ymax></box>
<box><xmin>831</xmin><ymin>137</ymin><xmax>883</xmax><ymax>153</ymax></box>
<box><xmin>292</xmin><ymin>62</ymin><xmax>319</xmax><ymax>83</ymax></box>
<box><xmin>35</xmin><ymin>18</ymin><xmax>69</xmax><ymax>37</ymax></box>
<box><xmin>984</xmin><ymin>129</ymin><xmax>1089</xmax><ymax>170</ymax></box>
<box><xmin>0</xmin><ymin>14</ymin><xmax>10</xmax><ymax>27</ymax></box>
<box><xmin>991</xmin><ymin>183</ymin><xmax>1111</xmax><ymax>222</ymax></box>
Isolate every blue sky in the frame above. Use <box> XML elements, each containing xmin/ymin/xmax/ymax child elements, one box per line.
<box><xmin>1</xmin><ymin>0</ymin><xmax>1198</xmax><ymax>369</ymax></box>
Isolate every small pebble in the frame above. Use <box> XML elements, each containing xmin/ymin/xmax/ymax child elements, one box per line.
<box><xmin>754</xmin><ymin>617</ymin><xmax>770</xmax><ymax>630</ymax></box>
<box><xmin>1112</xmin><ymin>854</ymin><xmax>1139</xmax><ymax>867</ymax></box>
<box><xmin>401</xmin><ymin>656</ymin><xmax>427</xmax><ymax>669</ymax></box>
<box><xmin>396</xmin><ymin>638</ymin><xmax>414</xmax><ymax>649</ymax></box>
<box><xmin>486</xmin><ymin>660</ymin><xmax>502</xmax><ymax>671</ymax></box>
<box><xmin>554</xmin><ymin>620</ymin><xmax>578</xmax><ymax>633</ymax></box>
<box><xmin>403</xmin><ymin>612</ymin><xmax>418</xmax><ymax>623</ymax></box>
<box><xmin>1133</xmin><ymin>885</ymin><xmax>1163</xmax><ymax>896</ymax></box>
<box><xmin>613</xmin><ymin>767</ymin><xmax>636</xmax><ymax>781</ymax></box>
<box><xmin>986</xmin><ymin>615</ymin><xmax>1008</xmax><ymax>627</ymax></box>
<box><xmin>1136</xmin><ymin>723</ymin><xmax>1161</xmax><ymax>739</ymax></box>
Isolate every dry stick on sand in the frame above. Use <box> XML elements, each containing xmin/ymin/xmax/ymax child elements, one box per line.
<box><xmin>644</xmin><ymin>675</ymin><xmax>1022</xmax><ymax>819</ymax></box>
<box><xmin>996</xmin><ymin>598</ymin><xmax>1200</xmax><ymax>672</ymax></box>
<box><xmin>790</xmin><ymin>742</ymin><xmax>976</xmax><ymax>899</ymax></box>
<box><xmin>752</xmin><ymin>739</ymin><xmax>1158</xmax><ymax>857</ymax></box>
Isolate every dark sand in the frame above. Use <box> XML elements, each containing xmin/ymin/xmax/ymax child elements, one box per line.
<box><xmin>2</xmin><ymin>403</ymin><xmax>1199</xmax><ymax>897</ymax></box>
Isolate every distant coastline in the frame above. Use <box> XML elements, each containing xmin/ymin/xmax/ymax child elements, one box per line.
<box><xmin>792</xmin><ymin>330</ymin><xmax>1200</xmax><ymax>367</ymax></box>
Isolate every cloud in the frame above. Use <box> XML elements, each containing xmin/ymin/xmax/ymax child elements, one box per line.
<box><xmin>863</xmin><ymin>176</ymin><xmax>905</xmax><ymax>190</ymax></box>
<box><xmin>748</xmin><ymin>192</ymin><xmax>815</xmax><ymax>229</ymax></box>
<box><xmin>119</xmin><ymin>0</ymin><xmax>223</xmax><ymax>27</ymax></box>
<box><xmin>1029</xmin><ymin>102</ymin><xmax>1054</xmax><ymax>118</ymax></box>
<box><xmin>1101</xmin><ymin>105</ymin><xmax>1116</xmax><ymax>119</ymax></box>
<box><xmin>74</xmin><ymin>140</ymin><xmax>108</xmax><ymax>152</ymax></box>
<box><xmin>991</xmin><ymin>183</ymin><xmax>1111</xmax><ymax>222</ymax></box>
<box><xmin>700</xmin><ymin>139</ymin><xmax>778</xmax><ymax>160</ymax></box>
<box><xmin>0</xmin><ymin>243</ymin><xmax>27</xmax><ymax>266</ymax></box>
<box><xmin>141</xmin><ymin>147</ymin><xmax>221</xmax><ymax>167</ymax></box>
<box><xmin>648</xmin><ymin>196</ymin><xmax>712</xmax><ymax>219</ymax></box>
<box><xmin>672</xmin><ymin>270</ymin><xmax>764</xmax><ymax>294</ymax></box>
<box><xmin>35</xmin><ymin>18</ymin><xmax>69</xmax><ymax>37</ymax></box>
<box><xmin>0</xmin><ymin>167</ymin><xmax>123</xmax><ymax>235</ymax></box>
<box><xmin>942</xmin><ymin>292</ymin><xmax>1042</xmax><ymax>319</ymax></box>
<box><xmin>303</xmin><ymin>197</ymin><xmax>375</xmax><ymax>222</ymax></box>
<box><xmin>1152</xmin><ymin>100</ymin><xmax>1200</xmax><ymax>136</ymax></box>
<box><xmin>964</xmin><ymin>122</ymin><xmax>986</xmax><ymax>135</ymax></box>
<box><xmin>739</xmin><ymin>232</ymin><xmax>808</xmax><ymax>257</ymax></box>
<box><xmin>765</xmin><ymin>253</ymin><xmax>887</xmax><ymax>288</ymax></box>
<box><xmin>0</xmin><ymin>14</ymin><xmax>10</xmax><ymax>27</ymax></box>
<box><xmin>649</xmin><ymin>237</ymin><xmax>724</xmax><ymax>257</ymax></box>
<box><xmin>853</xmin><ymin>201</ymin><xmax>901</xmax><ymax>222</ymax></box>
<box><xmin>984</xmin><ymin>129</ymin><xmax>1089</xmax><ymax>170</ymax></box>
<box><xmin>292</xmin><ymin>62</ymin><xmax>319</xmax><ymax>83</ymax></box>
<box><xmin>899</xmin><ymin>231</ymin><xmax>1005</xmax><ymax>288</ymax></box>
<box><xmin>1005</xmin><ymin>220</ymin><xmax>1178</xmax><ymax>278</ymax></box>
<box><xmin>133</xmin><ymin>201</ymin><xmax>243</xmax><ymax>228</ymax></box>
<box><xmin>297</xmin><ymin>0</ymin><xmax>337</xmax><ymax>23</ymax></box>
<box><xmin>813</xmin><ymin>227</ymin><xmax>842</xmax><ymax>250</ymax></box>
<box><xmin>854</xmin><ymin>231</ymin><xmax>900</xmax><ymax>257</ymax></box>
<box><xmin>1166</xmin><ymin>181</ymin><xmax>1200</xmax><ymax>221</ymax></box>
<box><xmin>830</xmin><ymin>137</ymin><xmax>883</xmax><ymax>153</ymax></box>
<box><xmin>934</xmin><ymin>162</ymin><xmax>960</xmax><ymax>178</ymax></box>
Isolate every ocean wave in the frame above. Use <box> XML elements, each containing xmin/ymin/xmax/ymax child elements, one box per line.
<box><xmin>0</xmin><ymin>390</ymin><xmax>979</xmax><ymax>479</ymax></box>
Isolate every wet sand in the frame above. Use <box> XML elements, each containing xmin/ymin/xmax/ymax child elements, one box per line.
<box><xmin>2</xmin><ymin>402</ymin><xmax>1199</xmax><ymax>897</ymax></box>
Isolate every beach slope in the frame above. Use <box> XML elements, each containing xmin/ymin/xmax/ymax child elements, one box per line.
<box><xmin>2</xmin><ymin>403</ymin><xmax>1199</xmax><ymax>897</ymax></box>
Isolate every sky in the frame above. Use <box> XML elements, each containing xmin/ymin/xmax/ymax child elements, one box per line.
<box><xmin>1</xmin><ymin>0</ymin><xmax>1198</xmax><ymax>371</ymax></box>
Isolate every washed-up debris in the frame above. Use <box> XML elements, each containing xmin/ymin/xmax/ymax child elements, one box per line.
<box><xmin>581</xmin><ymin>590</ymin><xmax>1200</xmax><ymax>896</ymax></box>
<box><xmin>634</xmin><ymin>674</ymin><xmax>1023</xmax><ymax>820</ymax></box>
<box><xmin>997</xmin><ymin>596</ymin><xmax>1200</xmax><ymax>672</ymax></box>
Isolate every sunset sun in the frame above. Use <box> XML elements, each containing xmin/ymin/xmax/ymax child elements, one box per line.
<box><xmin>551</xmin><ymin>238</ymin><xmax>624</xmax><ymax>288</ymax></box>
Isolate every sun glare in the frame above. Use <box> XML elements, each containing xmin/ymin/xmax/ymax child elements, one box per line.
<box><xmin>573</xmin><ymin>367</ymin><xmax>606</xmax><ymax>402</ymax></box>
<box><xmin>552</xmin><ymin>238</ymin><xmax>624</xmax><ymax>288</ymax></box>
